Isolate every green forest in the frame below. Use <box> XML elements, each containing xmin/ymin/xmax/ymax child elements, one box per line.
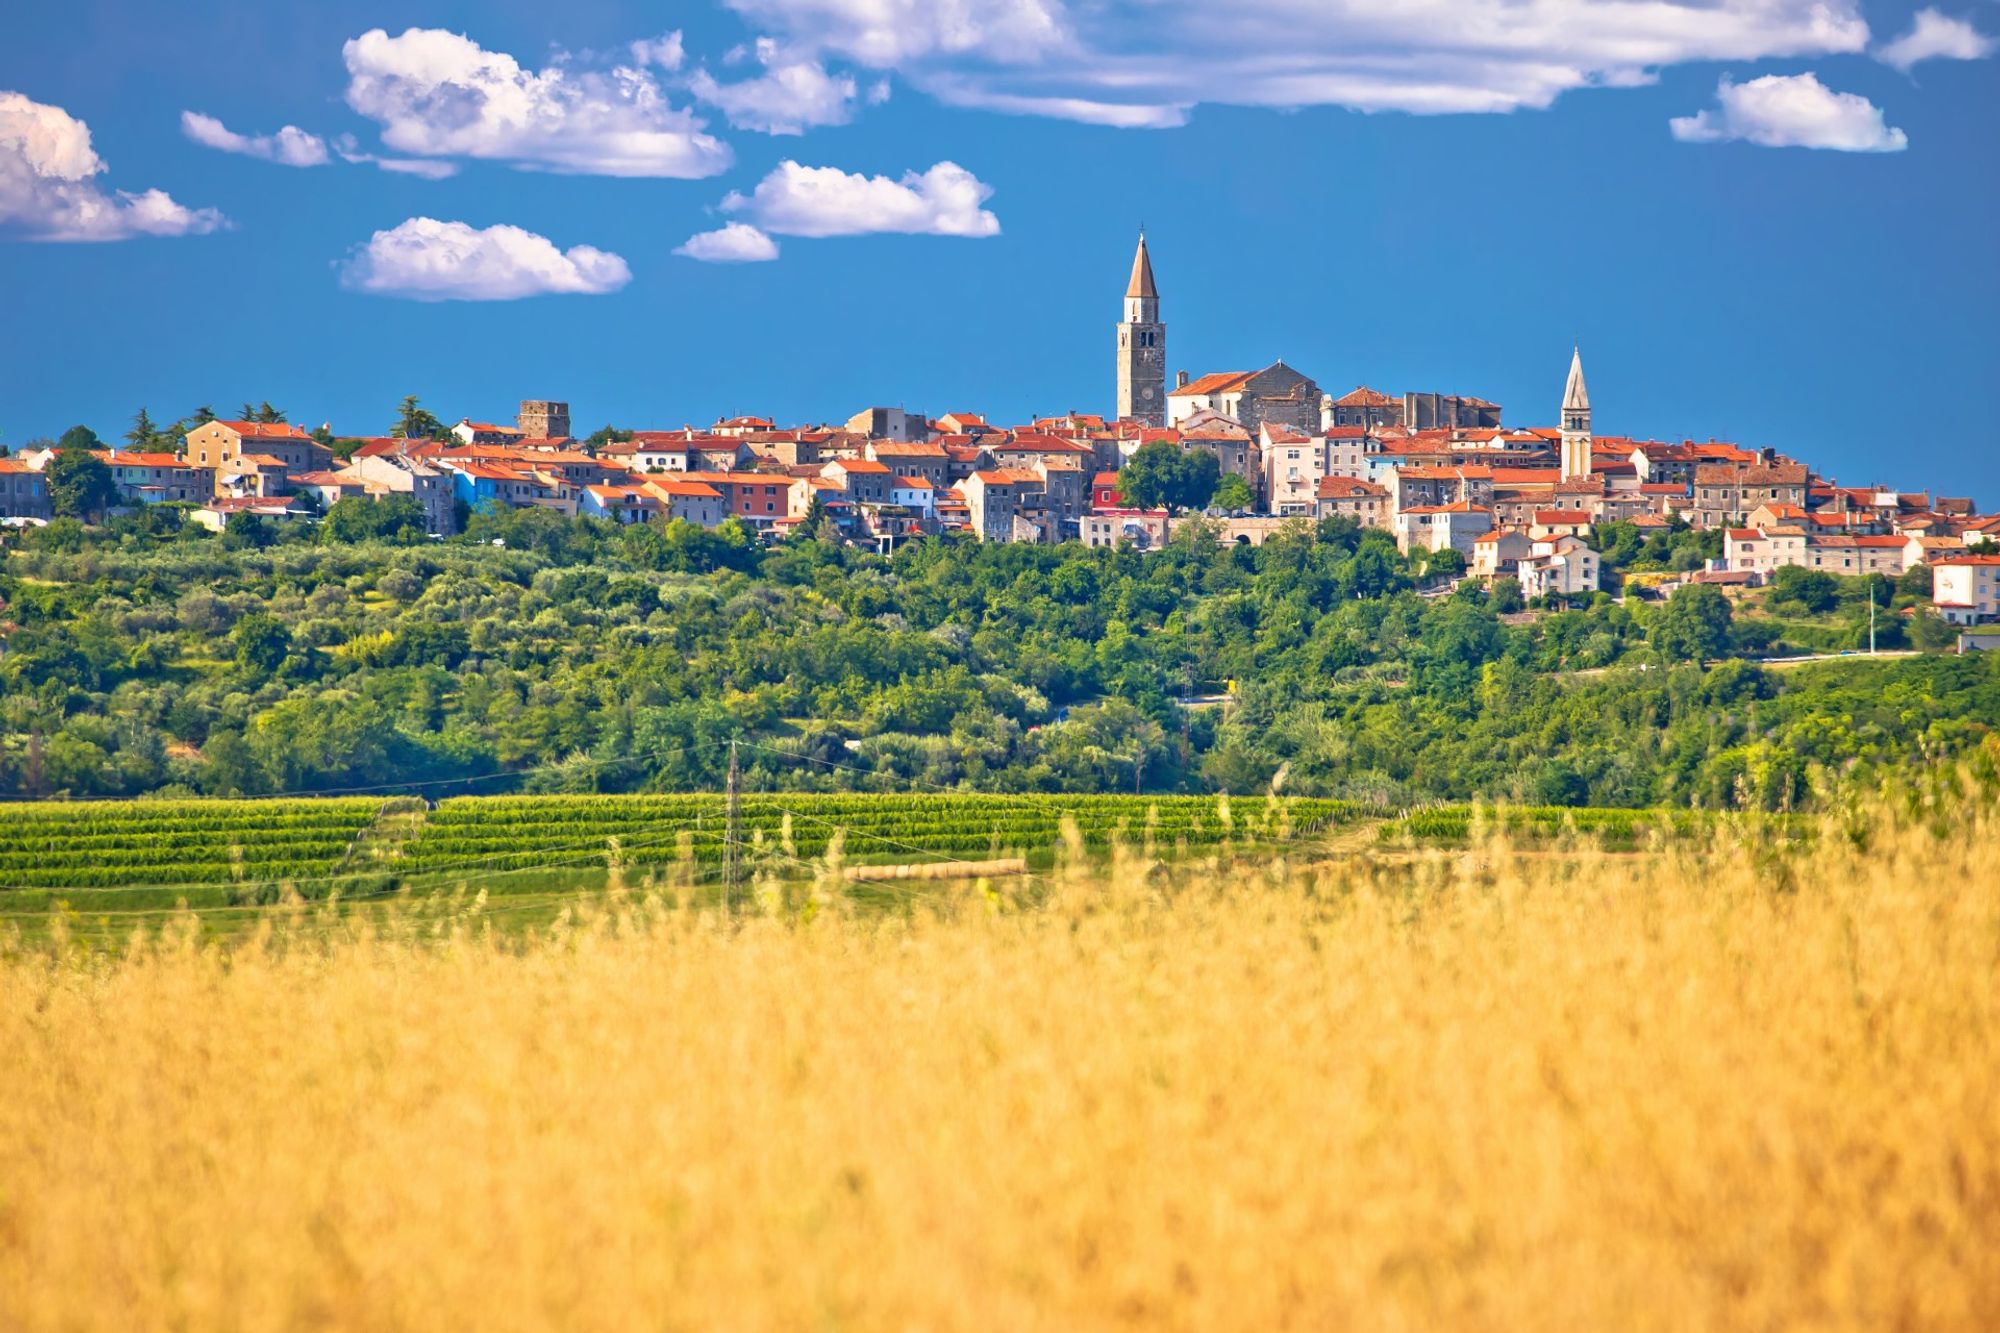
<box><xmin>0</xmin><ymin>505</ymin><xmax>1992</xmax><ymax>810</ymax></box>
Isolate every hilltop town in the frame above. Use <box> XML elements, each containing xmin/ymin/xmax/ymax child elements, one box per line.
<box><xmin>3</xmin><ymin>235</ymin><xmax>1995</xmax><ymax>624</ymax></box>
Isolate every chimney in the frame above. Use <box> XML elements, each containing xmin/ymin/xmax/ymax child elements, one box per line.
<box><xmin>1176</xmin><ymin>370</ymin><xmax>1190</xmax><ymax>389</ymax></box>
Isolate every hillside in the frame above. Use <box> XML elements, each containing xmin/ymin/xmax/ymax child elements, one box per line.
<box><xmin>1</xmin><ymin>509</ymin><xmax>1991</xmax><ymax>808</ymax></box>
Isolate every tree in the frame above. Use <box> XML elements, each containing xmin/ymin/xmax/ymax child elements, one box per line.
<box><xmin>232</xmin><ymin>613</ymin><xmax>291</xmax><ymax>674</ymax></box>
<box><xmin>1910</xmin><ymin>609</ymin><xmax>1958</xmax><ymax>653</ymax></box>
<box><xmin>189</xmin><ymin>405</ymin><xmax>219</xmax><ymax>426</ymax></box>
<box><xmin>390</xmin><ymin>395</ymin><xmax>445</xmax><ymax>440</ymax></box>
<box><xmin>45</xmin><ymin>444</ymin><xmax>117</xmax><ymax>521</ymax></box>
<box><xmin>1118</xmin><ymin>442</ymin><xmax>1219</xmax><ymax>514</ymax></box>
<box><xmin>57</xmin><ymin>424</ymin><xmax>101</xmax><ymax>453</ymax></box>
<box><xmin>794</xmin><ymin>492</ymin><xmax>836</xmax><ymax>544</ymax></box>
<box><xmin>124</xmin><ymin>408</ymin><xmax>170</xmax><ymax>452</ymax></box>
<box><xmin>1649</xmin><ymin>584</ymin><xmax>1734</xmax><ymax>663</ymax></box>
<box><xmin>1213</xmin><ymin>473</ymin><xmax>1254</xmax><ymax>512</ymax></box>
<box><xmin>1423</xmin><ymin>547</ymin><xmax>1467</xmax><ymax>580</ymax></box>
<box><xmin>320</xmin><ymin>495</ymin><xmax>427</xmax><ymax>545</ymax></box>
<box><xmin>221</xmin><ymin>511</ymin><xmax>273</xmax><ymax>550</ymax></box>
<box><xmin>586</xmin><ymin>424</ymin><xmax>635</xmax><ymax>450</ymax></box>
<box><xmin>1768</xmin><ymin>565</ymin><xmax>1838</xmax><ymax>614</ymax></box>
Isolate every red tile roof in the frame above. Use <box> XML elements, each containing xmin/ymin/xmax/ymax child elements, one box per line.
<box><xmin>100</xmin><ymin>451</ymin><xmax>190</xmax><ymax>468</ymax></box>
<box><xmin>998</xmin><ymin>433</ymin><xmax>1093</xmax><ymax>454</ymax></box>
<box><xmin>215</xmin><ymin>420</ymin><xmax>312</xmax><ymax>440</ymax></box>
<box><xmin>1316</xmin><ymin>477</ymin><xmax>1387</xmax><ymax>499</ymax></box>
<box><xmin>1331</xmin><ymin>386</ymin><xmax>1397</xmax><ymax>408</ymax></box>
<box><xmin>1169</xmin><ymin>371</ymin><xmax>1255</xmax><ymax>398</ymax></box>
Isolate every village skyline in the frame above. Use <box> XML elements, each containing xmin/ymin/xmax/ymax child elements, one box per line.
<box><xmin>2</xmin><ymin>2</ymin><xmax>1996</xmax><ymax>500</ymax></box>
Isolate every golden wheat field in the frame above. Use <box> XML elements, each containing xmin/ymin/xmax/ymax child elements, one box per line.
<box><xmin>2</xmin><ymin>773</ymin><xmax>1998</xmax><ymax>1331</ymax></box>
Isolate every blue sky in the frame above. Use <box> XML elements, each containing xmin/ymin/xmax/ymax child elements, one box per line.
<box><xmin>1</xmin><ymin>0</ymin><xmax>1995</xmax><ymax>502</ymax></box>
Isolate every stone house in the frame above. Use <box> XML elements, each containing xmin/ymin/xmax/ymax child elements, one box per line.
<box><xmin>1471</xmin><ymin>529</ymin><xmax>1535</xmax><ymax>580</ymax></box>
<box><xmin>338</xmin><ymin>453</ymin><xmax>458</xmax><ymax>535</ymax></box>
<box><xmin>579</xmin><ymin>484</ymin><xmax>667</xmax><ymax>525</ymax></box>
<box><xmin>1168</xmin><ymin>362</ymin><xmax>1322</xmax><ymax>436</ymax></box>
<box><xmin>821</xmin><ymin>458</ymin><xmax>894</xmax><ymax>505</ymax></box>
<box><xmin>1517</xmin><ymin>535</ymin><xmax>1601</xmax><ymax>599</ymax></box>
<box><xmin>1393</xmin><ymin>502</ymin><xmax>1495</xmax><ymax>558</ymax></box>
<box><xmin>960</xmin><ymin>469</ymin><xmax>1048</xmax><ymax>542</ymax></box>
<box><xmin>1691</xmin><ymin>460</ymin><xmax>1809</xmax><ymax>528</ymax></box>
<box><xmin>1933</xmin><ymin>554</ymin><xmax>2000</xmax><ymax>624</ymax></box>
<box><xmin>1313</xmin><ymin>476</ymin><xmax>1390</xmax><ymax>528</ymax></box>
<box><xmin>1389</xmin><ymin>465</ymin><xmax>1495</xmax><ymax>515</ymax></box>
<box><xmin>1177</xmin><ymin>415</ymin><xmax>1258</xmax><ymax>491</ymax></box>
<box><xmin>0</xmin><ymin>459</ymin><xmax>53</xmax><ymax>521</ymax></box>
<box><xmin>1322</xmin><ymin>386</ymin><xmax>1402</xmax><ymax>431</ymax></box>
<box><xmin>1260</xmin><ymin>423</ymin><xmax>1325</xmax><ymax>516</ymax></box>
<box><xmin>866</xmin><ymin>442</ymin><xmax>950</xmax><ymax>487</ymax></box>
<box><xmin>1530</xmin><ymin>510</ymin><xmax>1595</xmax><ymax>541</ymax></box>
<box><xmin>96</xmin><ymin>451</ymin><xmax>209</xmax><ymax>505</ymax></box>
<box><xmin>184</xmin><ymin>420</ymin><xmax>333</xmax><ymax>489</ymax></box>
<box><xmin>1722</xmin><ymin>527</ymin><xmax>1808</xmax><ymax>579</ymax></box>
<box><xmin>1323</xmin><ymin>427</ymin><xmax>1372</xmax><ymax>480</ymax></box>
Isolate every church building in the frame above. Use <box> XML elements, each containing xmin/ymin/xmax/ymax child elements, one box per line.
<box><xmin>1116</xmin><ymin>234</ymin><xmax>1167</xmax><ymax>427</ymax></box>
<box><xmin>1561</xmin><ymin>347</ymin><xmax>1593</xmax><ymax>480</ymax></box>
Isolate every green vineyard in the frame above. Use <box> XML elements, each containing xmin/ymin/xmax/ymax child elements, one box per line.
<box><xmin>1376</xmin><ymin>805</ymin><xmax>1811</xmax><ymax>847</ymax></box>
<box><xmin>0</xmin><ymin>793</ymin><xmax>1359</xmax><ymax>900</ymax></box>
<box><xmin>0</xmin><ymin>799</ymin><xmax>388</xmax><ymax>890</ymax></box>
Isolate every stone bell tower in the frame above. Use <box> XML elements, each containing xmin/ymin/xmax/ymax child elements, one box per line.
<box><xmin>1116</xmin><ymin>233</ymin><xmax>1166</xmax><ymax>427</ymax></box>
<box><xmin>1560</xmin><ymin>346</ymin><xmax>1592</xmax><ymax>480</ymax></box>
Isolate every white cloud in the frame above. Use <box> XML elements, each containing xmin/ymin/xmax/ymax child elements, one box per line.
<box><xmin>341</xmin><ymin>27</ymin><xmax>732</xmax><ymax>177</ymax></box>
<box><xmin>725</xmin><ymin>0</ymin><xmax>1874</xmax><ymax>125</ymax></box>
<box><xmin>1875</xmin><ymin>8</ymin><xmax>1995</xmax><ymax>72</ymax></box>
<box><xmin>675</xmin><ymin>222</ymin><xmax>781</xmax><ymax>262</ymax></box>
<box><xmin>372</xmin><ymin>156</ymin><xmax>461</xmax><ymax>180</ymax></box>
<box><xmin>180</xmin><ymin>111</ymin><xmax>329</xmax><ymax>167</ymax></box>
<box><xmin>0</xmin><ymin>91</ymin><xmax>224</xmax><ymax>241</ymax></box>
<box><xmin>688</xmin><ymin>38</ymin><xmax>859</xmax><ymax>134</ymax></box>
<box><xmin>722</xmin><ymin>160</ymin><xmax>1000</xmax><ymax>238</ymax></box>
<box><xmin>1670</xmin><ymin>73</ymin><xmax>1907</xmax><ymax>151</ymax></box>
<box><xmin>726</xmin><ymin>0</ymin><xmax>1069</xmax><ymax>64</ymax></box>
<box><xmin>332</xmin><ymin>134</ymin><xmax>460</xmax><ymax>179</ymax></box>
<box><xmin>339</xmin><ymin>217</ymin><xmax>632</xmax><ymax>300</ymax></box>
<box><xmin>630</xmin><ymin>32</ymin><xmax>687</xmax><ymax>70</ymax></box>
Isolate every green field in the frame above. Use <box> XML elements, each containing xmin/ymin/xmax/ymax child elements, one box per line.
<box><xmin>0</xmin><ymin>792</ymin><xmax>1361</xmax><ymax>916</ymax></box>
<box><xmin>0</xmin><ymin>792</ymin><xmax>1841</xmax><ymax>948</ymax></box>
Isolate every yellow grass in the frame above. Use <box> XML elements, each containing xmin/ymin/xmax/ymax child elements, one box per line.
<box><xmin>2</xmin><ymin>771</ymin><xmax>1998</xmax><ymax>1330</ymax></box>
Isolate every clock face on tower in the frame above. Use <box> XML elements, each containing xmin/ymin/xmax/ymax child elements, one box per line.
<box><xmin>1142</xmin><ymin>386</ymin><xmax>1156</xmax><ymax>400</ymax></box>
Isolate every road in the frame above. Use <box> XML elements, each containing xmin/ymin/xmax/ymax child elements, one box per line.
<box><xmin>1568</xmin><ymin>650</ymin><xmax>1920</xmax><ymax>678</ymax></box>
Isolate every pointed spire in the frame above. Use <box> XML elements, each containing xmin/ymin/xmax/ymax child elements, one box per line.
<box><xmin>1563</xmin><ymin>345</ymin><xmax>1589</xmax><ymax>413</ymax></box>
<box><xmin>1126</xmin><ymin>232</ymin><xmax>1158</xmax><ymax>301</ymax></box>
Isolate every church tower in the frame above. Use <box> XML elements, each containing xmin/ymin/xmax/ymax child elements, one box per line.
<box><xmin>1560</xmin><ymin>345</ymin><xmax>1593</xmax><ymax>480</ymax></box>
<box><xmin>1116</xmin><ymin>233</ymin><xmax>1167</xmax><ymax>426</ymax></box>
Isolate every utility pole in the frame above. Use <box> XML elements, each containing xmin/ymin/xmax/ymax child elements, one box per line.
<box><xmin>724</xmin><ymin>739</ymin><xmax>741</xmax><ymax>909</ymax></box>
